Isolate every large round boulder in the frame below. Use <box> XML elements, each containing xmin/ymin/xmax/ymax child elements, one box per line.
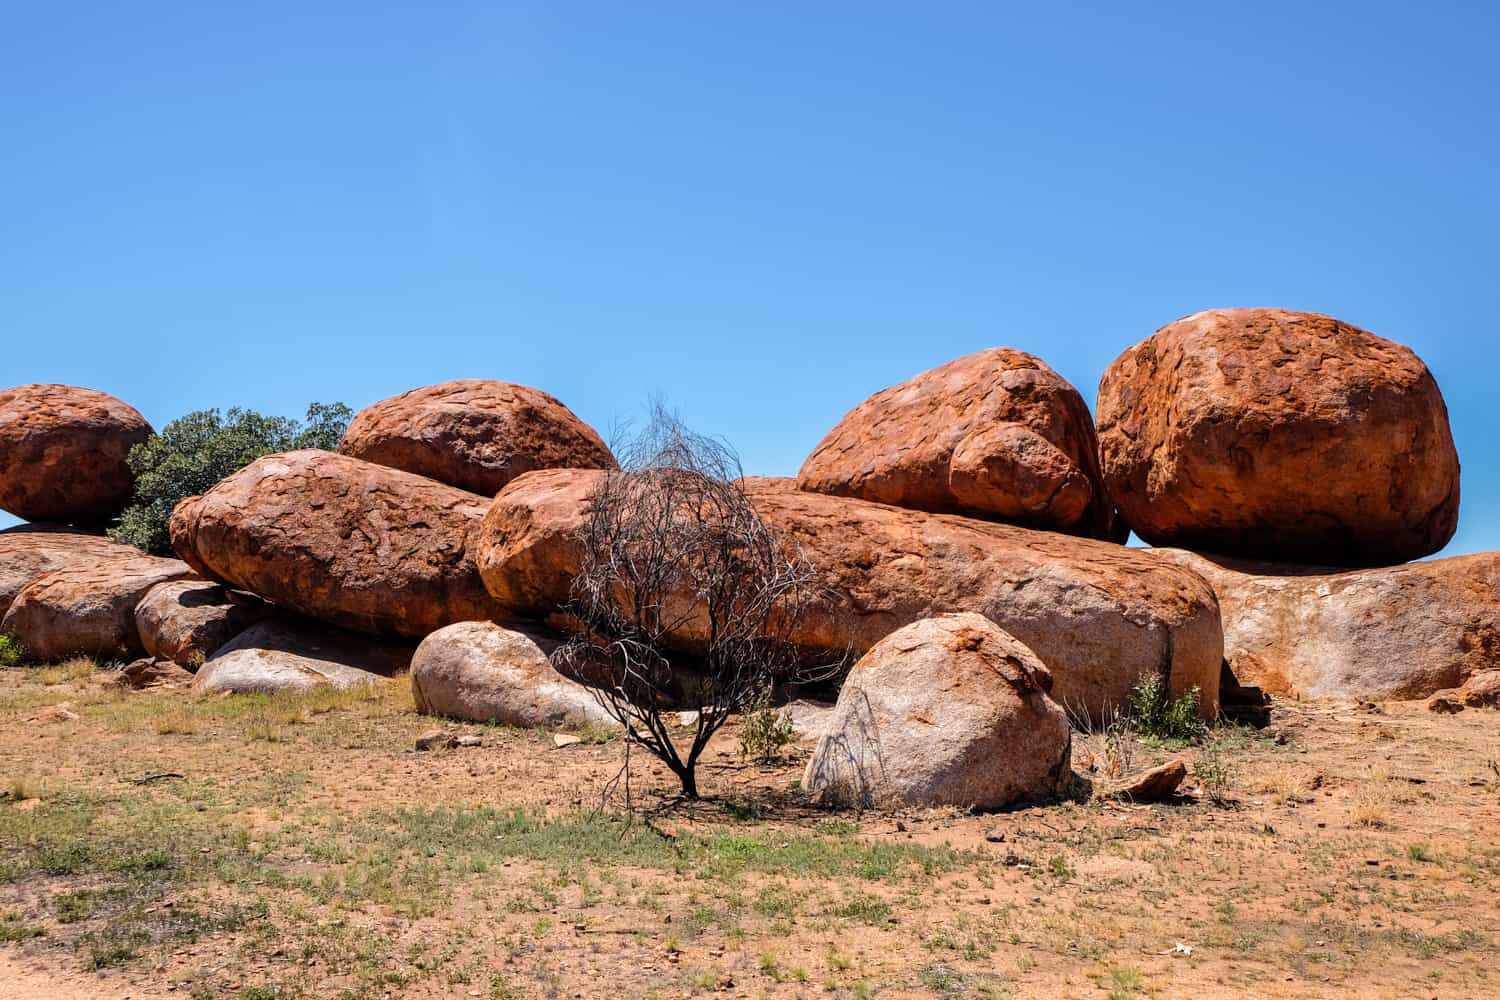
<box><xmin>0</xmin><ymin>551</ymin><xmax>194</xmax><ymax>661</ymax></box>
<box><xmin>0</xmin><ymin>385</ymin><xmax>151</xmax><ymax>523</ymax></box>
<box><xmin>170</xmin><ymin>450</ymin><xmax>507</xmax><ymax>637</ymax></box>
<box><xmin>1096</xmin><ymin>309</ymin><xmax>1459</xmax><ymax>566</ymax></box>
<box><xmin>797</xmin><ymin>350</ymin><xmax>1121</xmax><ymax>540</ymax></box>
<box><xmin>195</xmin><ymin>618</ymin><xmax>414</xmax><ymax>694</ymax></box>
<box><xmin>135</xmin><ymin>579</ymin><xmax>274</xmax><ymax>665</ymax></box>
<box><xmin>476</xmin><ymin>469</ymin><xmax>1223</xmax><ymax>720</ymax></box>
<box><xmin>802</xmin><ymin>613</ymin><xmax>1073</xmax><ymax>809</ymax></box>
<box><xmin>338</xmin><ymin>380</ymin><xmax>615</xmax><ymax>496</ymax></box>
<box><xmin>1151</xmin><ymin>548</ymin><xmax>1500</xmax><ymax>702</ymax></box>
<box><xmin>411</xmin><ymin>621</ymin><xmax>617</xmax><ymax>730</ymax></box>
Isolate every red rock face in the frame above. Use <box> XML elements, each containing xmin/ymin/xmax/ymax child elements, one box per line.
<box><xmin>170</xmin><ymin>450</ymin><xmax>508</xmax><ymax>637</ymax></box>
<box><xmin>797</xmin><ymin>349</ymin><xmax>1121</xmax><ymax>540</ymax></box>
<box><xmin>0</xmin><ymin>551</ymin><xmax>194</xmax><ymax>661</ymax></box>
<box><xmin>0</xmin><ymin>384</ymin><xmax>151</xmax><ymax>523</ymax></box>
<box><xmin>1151</xmin><ymin>548</ymin><xmax>1500</xmax><ymax>701</ymax></box>
<box><xmin>475</xmin><ymin>469</ymin><xmax>1223</xmax><ymax>718</ymax></box>
<box><xmin>1097</xmin><ymin>309</ymin><xmax>1460</xmax><ymax>566</ymax></box>
<box><xmin>339</xmin><ymin>380</ymin><xmax>615</xmax><ymax>497</ymax></box>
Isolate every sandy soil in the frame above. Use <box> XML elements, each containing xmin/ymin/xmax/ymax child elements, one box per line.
<box><xmin>1</xmin><ymin>666</ymin><xmax>1498</xmax><ymax>999</ymax></box>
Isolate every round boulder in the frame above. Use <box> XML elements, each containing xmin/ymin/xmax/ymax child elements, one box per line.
<box><xmin>797</xmin><ymin>349</ymin><xmax>1121</xmax><ymax>540</ymax></box>
<box><xmin>410</xmin><ymin>620</ymin><xmax>617</xmax><ymax>730</ymax></box>
<box><xmin>802</xmin><ymin>613</ymin><xmax>1073</xmax><ymax>810</ymax></box>
<box><xmin>135</xmin><ymin>579</ymin><xmax>274</xmax><ymax>666</ymax></box>
<box><xmin>1096</xmin><ymin>309</ymin><xmax>1460</xmax><ymax>566</ymax></box>
<box><xmin>339</xmin><ymin>380</ymin><xmax>615</xmax><ymax>497</ymax></box>
<box><xmin>0</xmin><ymin>385</ymin><xmax>151</xmax><ymax>523</ymax></box>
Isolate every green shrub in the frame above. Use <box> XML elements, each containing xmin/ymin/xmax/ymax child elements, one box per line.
<box><xmin>0</xmin><ymin>634</ymin><xmax>23</xmax><ymax>667</ymax></box>
<box><xmin>110</xmin><ymin>402</ymin><xmax>351</xmax><ymax>556</ymax></box>
<box><xmin>1126</xmin><ymin>673</ymin><xmax>1206</xmax><ymax>745</ymax></box>
<box><xmin>740</xmin><ymin>698</ymin><xmax>795</xmax><ymax>763</ymax></box>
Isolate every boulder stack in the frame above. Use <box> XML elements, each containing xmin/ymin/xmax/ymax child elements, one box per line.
<box><xmin>0</xmin><ymin>384</ymin><xmax>151</xmax><ymax>523</ymax></box>
<box><xmin>170</xmin><ymin>450</ymin><xmax>507</xmax><ymax>637</ymax></box>
<box><xmin>798</xmin><ymin>349</ymin><xmax>1121</xmax><ymax>540</ymax></box>
<box><xmin>802</xmin><ymin>614</ymin><xmax>1073</xmax><ymax>809</ymax></box>
<box><xmin>476</xmin><ymin>469</ymin><xmax>1223</xmax><ymax>719</ymax></box>
<box><xmin>1</xmin><ymin>549</ymin><xmax>194</xmax><ymax>661</ymax></box>
<box><xmin>338</xmin><ymin>380</ymin><xmax>615</xmax><ymax>497</ymax></box>
<box><xmin>1097</xmin><ymin>309</ymin><xmax>1459</xmax><ymax>566</ymax></box>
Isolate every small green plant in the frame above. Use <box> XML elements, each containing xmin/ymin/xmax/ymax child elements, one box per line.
<box><xmin>1108</xmin><ymin>966</ymin><xmax>1143</xmax><ymax>998</ymax></box>
<box><xmin>1127</xmin><ymin>673</ymin><xmax>1207</xmax><ymax>744</ymax></box>
<box><xmin>739</xmin><ymin>697</ymin><xmax>794</xmax><ymax>762</ymax></box>
<box><xmin>0</xmin><ymin>633</ymin><xmax>24</xmax><ymax>667</ymax></box>
<box><xmin>1047</xmin><ymin>855</ymin><xmax>1076</xmax><ymax>883</ymax></box>
<box><xmin>1407</xmin><ymin>843</ymin><xmax>1436</xmax><ymax>863</ymax></box>
<box><xmin>0</xmin><ymin>912</ymin><xmax>46</xmax><ymax>943</ymax></box>
<box><xmin>1196</xmin><ymin>743</ymin><xmax>1235</xmax><ymax>806</ymax></box>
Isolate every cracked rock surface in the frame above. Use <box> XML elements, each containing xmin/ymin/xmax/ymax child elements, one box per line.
<box><xmin>171</xmin><ymin>450</ymin><xmax>506</xmax><ymax>637</ymax></box>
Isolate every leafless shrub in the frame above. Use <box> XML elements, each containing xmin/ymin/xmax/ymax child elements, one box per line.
<box><xmin>554</xmin><ymin>403</ymin><xmax>816</xmax><ymax>799</ymax></box>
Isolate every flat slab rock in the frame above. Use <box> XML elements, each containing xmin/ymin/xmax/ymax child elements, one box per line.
<box><xmin>477</xmin><ymin>469</ymin><xmax>1223</xmax><ymax>719</ymax></box>
<box><xmin>410</xmin><ymin>620</ymin><xmax>617</xmax><ymax>730</ymax></box>
<box><xmin>1</xmin><ymin>546</ymin><xmax>194</xmax><ymax>661</ymax></box>
<box><xmin>338</xmin><ymin>379</ymin><xmax>616</xmax><ymax>497</ymax></box>
<box><xmin>1097</xmin><ymin>309</ymin><xmax>1460</xmax><ymax>566</ymax></box>
<box><xmin>1151</xmin><ymin>548</ymin><xmax>1500</xmax><ymax>701</ymax></box>
<box><xmin>0</xmin><ymin>384</ymin><xmax>151</xmax><ymax>523</ymax></box>
<box><xmin>797</xmin><ymin>348</ymin><xmax>1121</xmax><ymax>540</ymax></box>
<box><xmin>0</xmin><ymin>524</ymin><xmax>138</xmax><ymax>619</ymax></box>
<box><xmin>171</xmin><ymin>449</ymin><xmax>508</xmax><ymax>638</ymax></box>
<box><xmin>195</xmin><ymin>618</ymin><xmax>415</xmax><ymax>694</ymax></box>
<box><xmin>802</xmin><ymin>613</ymin><xmax>1073</xmax><ymax>810</ymax></box>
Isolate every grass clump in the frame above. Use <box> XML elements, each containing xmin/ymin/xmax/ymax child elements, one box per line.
<box><xmin>1127</xmin><ymin>673</ymin><xmax>1206</xmax><ymax>745</ymax></box>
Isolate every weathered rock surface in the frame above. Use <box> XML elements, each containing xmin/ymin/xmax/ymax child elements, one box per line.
<box><xmin>134</xmin><ymin>579</ymin><xmax>274</xmax><ymax>665</ymax></box>
<box><xmin>339</xmin><ymin>380</ymin><xmax>615</xmax><ymax>497</ymax></box>
<box><xmin>1458</xmin><ymin>670</ymin><xmax>1500</xmax><ymax>708</ymax></box>
<box><xmin>195</xmin><ymin>618</ymin><xmax>414</xmax><ymax>694</ymax></box>
<box><xmin>477</xmin><ymin>469</ymin><xmax>1223</xmax><ymax>718</ymax></box>
<box><xmin>410</xmin><ymin>620</ymin><xmax>617</xmax><ymax>730</ymax></box>
<box><xmin>0</xmin><ymin>384</ymin><xmax>152</xmax><ymax>523</ymax></box>
<box><xmin>170</xmin><ymin>450</ymin><xmax>506</xmax><ymax>637</ymax></box>
<box><xmin>0</xmin><ymin>524</ymin><xmax>137</xmax><ymax>619</ymax></box>
<box><xmin>802</xmin><ymin>614</ymin><xmax>1072</xmax><ymax>809</ymax></box>
<box><xmin>798</xmin><ymin>349</ymin><xmax>1120</xmax><ymax>539</ymax></box>
<box><xmin>0</xmin><ymin>552</ymin><xmax>194</xmax><ymax>661</ymax></box>
<box><xmin>1151</xmin><ymin>548</ymin><xmax>1500</xmax><ymax>701</ymax></box>
<box><xmin>1097</xmin><ymin>309</ymin><xmax>1460</xmax><ymax>566</ymax></box>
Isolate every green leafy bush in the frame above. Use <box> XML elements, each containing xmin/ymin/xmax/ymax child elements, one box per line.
<box><xmin>1127</xmin><ymin>672</ymin><xmax>1207</xmax><ymax>745</ymax></box>
<box><xmin>0</xmin><ymin>634</ymin><xmax>24</xmax><ymax>667</ymax></box>
<box><xmin>110</xmin><ymin>402</ymin><xmax>351</xmax><ymax>556</ymax></box>
<box><xmin>740</xmin><ymin>697</ymin><xmax>795</xmax><ymax>762</ymax></box>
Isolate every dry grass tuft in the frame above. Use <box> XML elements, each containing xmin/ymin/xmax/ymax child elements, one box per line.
<box><xmin>36</xmin><ymin>656</ymin><xmax>99</xmax><ymax>685</ymax></box>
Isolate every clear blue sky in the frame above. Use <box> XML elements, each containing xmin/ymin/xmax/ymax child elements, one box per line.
<box><xmin>3</xmin><ymin>3</ymin><xmax>1497</xmax><ymax>555</ymax></box>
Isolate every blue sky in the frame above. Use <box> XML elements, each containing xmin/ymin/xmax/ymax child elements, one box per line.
<box><xmin>3</xmin><ymin>3</ymin><xmax>1497</xmax><ymax>554</ymax></box>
